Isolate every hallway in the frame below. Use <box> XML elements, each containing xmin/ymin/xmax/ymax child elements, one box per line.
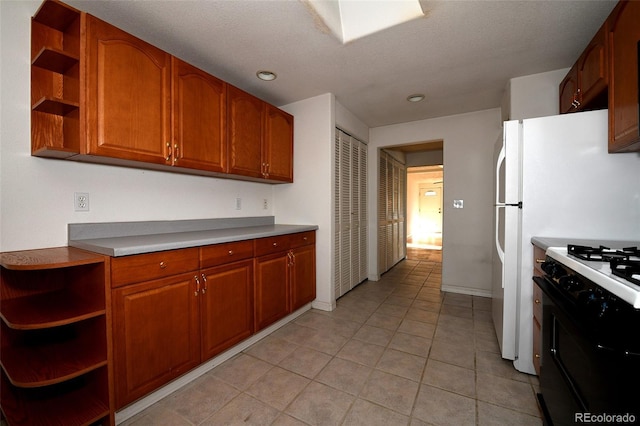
<box><xmin>122</xmin><ymin>254</ymin><xmax>542</xmax><ymax>425</ymax></box>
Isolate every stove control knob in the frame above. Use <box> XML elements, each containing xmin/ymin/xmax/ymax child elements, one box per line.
<box><xmin>559</xmin><ymin>275</ymin><xmax>584</xmax><ymax>292</ymax></box>
<box><xmin>541</xmin><ymin>261</ymin><xmax>565</xmax><ymax>279</ymax></box>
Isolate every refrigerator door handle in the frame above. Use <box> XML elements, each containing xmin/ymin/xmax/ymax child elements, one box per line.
<box><xmin>494</xmin><ymin>140</ymin><xmax>506</xmax><ymax>272</ymax></box>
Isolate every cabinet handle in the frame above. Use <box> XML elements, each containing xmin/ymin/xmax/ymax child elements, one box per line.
<box><xmin>272</xmin><ymin>242</ymin><xmax>278</xmax><ymax>247</ymax></box>
<box><xmin>535</xmin><ymin>299</ymin><xmax>541</xmax><ymax>304</ymax></box>
<box><xmin>303</xmin><ymin>236</ymin><xmax>308</xmax><ymax>241</ymax></box>
<box><xmin>194</xmin><ymin>275</ymin><xmax>200</xmax><ymax>296</ymax></box>
<box><xmin>166</xmin><ymin>142</ymin><xmax>172</xmax><ymax>161</ymax></box>
<box><xmin>228</xmin><ymin>250</ymin><xmax>234</xmax><ymax>256</ymax></box>
<box><xmin>535</xmin><ymin>258</ymin><xmax>545</xmax><ymax>264</ymax></box>
<box><xmin>535</xmin><ymin>353</ymin><xmax>541</xmax><ymax>359</ymax></box>
<box><xmin>160</xmin><ymin>261</ymin><xmax>167</xmax><ymax>269</ymax></box>
<box><xmin>265</xmin><ymin>163</ymin><xmax>270</xmax><ymax>177</ymax></box>
<box><xmin>201</xmin><ymin>273</ymin><xmax>207</xmax><ymax>294</ymax></box>
<box><xmin>174</xmin><ymin>143</ymin><xmax>179</xmax><ymax>163</ymax></box>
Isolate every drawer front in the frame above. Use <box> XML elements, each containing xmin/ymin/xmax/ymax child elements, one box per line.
<box><xmin>200</xmin><ymin>240</ymin><xmax>254</xmax><ymax>268</ymax></box>
<box><xmin>289</xmin><ymin>231</ymin><xmax>315</xmax><ymax>249</ymax></box>
<box><xmin>533</xmin><ymin>282</ymin><xmax>543</xmax><ymax>322</ymax></box>
<box><xmin>533</xmin><ymin>245</ymin><xmax>545</xmax><ymax>277</ymax></box>
<box><xmin>111</xmin><ymin>248</ymin><xmax>199</xmax><ymax>288</ymax></box>
<box><xmin>533</xmin><ymin>318</ymin><xmax>541</xmax><ymax>376</ymax></box>
<box><xmin>254</xmin><ymin>234</ymin><xmax>291</xmax><ymax>257</ymax></box>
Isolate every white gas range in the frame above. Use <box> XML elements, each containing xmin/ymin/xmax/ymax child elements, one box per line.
<box><xmin>545</xmin><ymin>244</ymin><xmax>640</xmax><ymax>309</ymax></box>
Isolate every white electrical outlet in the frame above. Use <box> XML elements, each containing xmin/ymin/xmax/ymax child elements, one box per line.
<box><xmin>74</xmin><ymin>192</ymin><xmax>90</xmax><ymax>211</ymax></box>
<box><xmin>235</xmin><ymin>197</ymin><xmax>242</xmax><ymax>210</ymax></box>
<box><xmin>263</xmin><ymin>199</ymin><xmax>268</xmax><ymax>210</ymax></box>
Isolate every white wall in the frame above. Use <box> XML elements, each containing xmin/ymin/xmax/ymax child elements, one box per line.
<box><xmin>276</xmin><ymin>93</ymin><xmax>335</xmax><ymax>311</ymax></box>
<box><xmin>505</xmin><ymin>68</ymin><xmax>569</xmax><ymax>121</ymax></box>
<box><xmin>0</xmin><ymin>0</ymin><xmax>272</xmax><ymax>252</ymax></box>
<box><xmin>369</xmin><ymin>108</ymin><xmax>502</xmax><ymax>296</ymax></box>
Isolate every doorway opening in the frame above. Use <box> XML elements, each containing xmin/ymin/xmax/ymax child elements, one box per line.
<box><xmin>407</xmin><ymin>165</ymin><xmax>443</xmax><ymax>250</ymax></box>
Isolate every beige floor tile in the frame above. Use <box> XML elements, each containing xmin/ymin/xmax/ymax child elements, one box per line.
<box><xmin>476</xmin><ymin>372</ymin><xmax>540</xmax><ymax>416</ymax></box>
<box><xmin>336</xmin><ymin>338</ymin><xmax>386</xmax><ymax>367</ymax></box>
<box><xmin>388</xmin><ymin>332</ymin><xmax>432</xmax><ymax>358</ymax></box>
<box><xmin>161</xmin><ymin>375</ymin><xmax>239</xmax><ymax>423</ymax></box>
<box><xmin>475</xmin><ymin>350</ymin><xmax>532</xmax><ymax>383</ymax></box>
<box><xmin>422</xmin><ymin>359</ymin><xmax>475</xmax><ymax>398</ymax></box>
<box><xmin>244</xmin><ymin>335</ymin><xmax>299</xmax><ymax>364</ymax></box>
<box><xmin>375</xmin><ymin>302</ymin><xmax>410</xmax><ymax>318</ymax></box>
<box><xmin>272</xmin><ymin>322</ymin><xmax>319</xmax><ymax>345</ymax></box>
<box><xmin>473</xmin><ymin>296</ymin><xmax>493</xmax><ymax>311</ymax></box>
<box><xmin>285</xmin><ymin>381</ymin><xmax>354</xmax><ymax>425</ymax></box>
<box><xmin>342</xmin><ymin>398</ymin><xmax>410</xmax><ymax>426</ymax></box>
<box><xmin>392</xmin><ymin>285</ymin><xmax>421</xmax><ymax>299</ymax></box>
<box><xmin>412</xmin><ymin>384</ymin><xmax>476</xmax><ymax>426</ymax></box>
<box><xmin>271</xmin><ymin>413</ymin><xmax>311</xmax><ymax>426</ymax></box>
<box><xmin>405</xmin><ymin>308</ymin><xmax>439</xmax><ymax>324</ymax></box>
<box><xmin>360</xmin><ymin>370</ymin><xmax>420</xmax><ymax>415</ymax></box>
<box><xmin>301</xmin><ymin>327</ymin><xmax>350</xmax><ymax>355</ymax></box>
<box><xmin>200</xmin><ymin>393</ymin><xmax>279</xmax><ymax>426</ymax></box>
<box><xmin>212</xmin><ymin>353</ymin><xmax>272</xmax><ymax>390</ymax></box>
<box><xmin>246</xmin><ymin>366</ymin><xmax>311</xmax><ymax>410</ymax></box>
<box><xmin>353</xmin><ymin>324</ymin><xmax>395</xmax><ymax>346</ymax></box>
<box><xmin>384</xmin><ymin>295</ymin><xmax>415</xmax><ymax>307</ymax></box>
<box><xmin>397</xmin><ymin>318</ymin><xmax>436</xmax><ymax>339</ymax></box>
<box><xmin>429</xmin><ymin>339</ymin><xmax>475</xmax><ymax>370</ymax></box>
<box><xmin>365</xmin><ymin>311</ymin><xmax>403</xmax><ymax>331</ymax></box>
<box><xmin>477</xmin><ymin>401</ymin><xmax>542</xmax><ymax>426</ymax></box>
<box><xmin>443</xmin><ymin>294</ymin><xmax>473</xmax><ymax>308</ymax></box>
<box><xmin>440</xmin><ymin>304</ymin><xmax>473</xmax><ymax>319</ymax></box>
<box><xmin>316</xmin><ymin>357</ymin><xmax>372</xmax><ymax>395</ymax></box>
<box><xmin>376</xmin><ymin>348</ymin><xmax>426</xmax><ymax>382</ymax></box>
<box><xmin>121</xmin><ymin>405</ymin><xmax>193</xmax><ymax>426</ymax></box>
<box><xmin>410</xmin><ymin>299</ymin><xmax>441</xmax><ymax>313</ymax></box>
<box><xmin>278</xmin><ymin>346</ymin><xmax>332</xmax><ymax>379</ymax></box>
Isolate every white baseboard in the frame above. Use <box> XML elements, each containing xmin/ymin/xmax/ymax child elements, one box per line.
<box><xmin>115</xmin><ymin>303</ymin><xmax>312</xmax><ymax>424</ymax></box>
<box><xmin>440</xmin><ymin>285</ymin><xmax>492</xmax><ymax>298</ymax></box>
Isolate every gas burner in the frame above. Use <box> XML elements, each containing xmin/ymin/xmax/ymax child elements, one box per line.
<box><xmin>568</xmin><ymin>244</ymin><xmax>639</xmax><ymax>262</ymax></box>
<box><xmin>611</xmin><ymin>259</ymin><xmax>640</xmax><ymax>286</ymax></box>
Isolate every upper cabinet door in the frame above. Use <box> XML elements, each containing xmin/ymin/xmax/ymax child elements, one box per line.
<box><xmin>85</xmin><ymin>15</ymin><xmax>171</xmax><ymax>163</ymax></box>
<box><xmin>172</xmin><ymin>58</ymin><xmax>226</xmax><ymax>173</ymax></box>
<box><xmin>608</xmin><ymin>1</ymin><xmax>640</xmax><ymax>153</ymax></box>
<box><xmin>263</xmin><ymin>104</ymin><xmax>294</xmax><ymax>183</ymax></box>
<box><xmin>227</xmin><ymin>85</ymin><xmax>263</xmax><ymax>179</ymax></box>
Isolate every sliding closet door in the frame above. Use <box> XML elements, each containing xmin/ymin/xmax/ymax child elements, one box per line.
<box><xmin>334</xmin><ymin>129</ymin><xmax>368</xmax><ymax>299</ymax></box>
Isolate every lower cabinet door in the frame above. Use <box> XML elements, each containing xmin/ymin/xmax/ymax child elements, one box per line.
<box><xmin>291</xmin><ymin>244</ymin><xmax>316</xmax><ymax>311</ymax></box>
<box><xmin>201</xmin><ymin>260</ymin><xmax>254</xmax><ymax>360</ymax></box>
<box><xmin>112</xmin><ymin>272</ymin><xmax>200</xmax><ymax>408</ymax></box>
<box><xmin>254</xmin><ymin>253</ymin><xmax>290</xmax><ymax>331</ymax></box>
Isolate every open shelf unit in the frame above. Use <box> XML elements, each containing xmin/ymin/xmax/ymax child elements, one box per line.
<box><xmin>31</xmin><ymin>0</ymin><xmax>83</xmax><ymax>158</ymax></box>
<box><xmin>0</xmin><ymin>247</ymin><xmax>113</xmax><ymax>425</ymax></box>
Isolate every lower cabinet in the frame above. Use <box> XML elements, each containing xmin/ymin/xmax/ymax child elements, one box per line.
<box><xmin>532</xmin><ymin>244</ymin><xmax>545</xmax><ymax>376</ymax></box>
<box><xmin>112</xmin><ymin>272</ymin><xmax>200</xmax><ymax>408</ymax></box>
<box><xmin>111</xmin><ymin>231</ymin><xmax>315</xmax><ymax>409</ymax></box>
<box><xmin>201</xmin><ymin>260</ymin><xmax>254</xmax><ymax>361</ymax></box>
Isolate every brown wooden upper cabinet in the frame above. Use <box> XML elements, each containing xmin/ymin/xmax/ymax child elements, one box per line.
<box><xmin>560</xmin><ymin>0</ymin><xmax>640</xmax><ymax>152</ymax></box>
<box><xmin>559</xmin><ymin>22</ymin><xmax>608</xmax><ymax>114</ymax></box>
<box><xmin>608</xmin><ymin>0</ymin><xmax>640</xmax><ymax>153</ymax></box>
<box><xmin>31</xmin><ymin>0</ymin><xmax>294</xmax><ymax>182</ymax></box>
<box><xmin>228</xmin><ymin>86</ymin><xmax>294</xmax><ymax>183</ymax></box>
<box><xmin>85</xmin><ymin>15</ymin><xmax>171</xmax><ymax>164</ymax></box>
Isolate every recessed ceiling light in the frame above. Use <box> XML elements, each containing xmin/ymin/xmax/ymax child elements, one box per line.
<box><xmin>256</xmin><ymin>71</ymin><xmax>277</xmax><ymax>81</ymax></box>
<box><xmin>407</xmin><ymin>94</ymin><xmax>425</xmax><ymax>102</ymax></box>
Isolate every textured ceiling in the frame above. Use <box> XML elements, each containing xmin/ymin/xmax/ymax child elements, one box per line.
<box><xmin>68</xmin><ymin>0</ymin><xmax>617</xmax><ymax>128</ymax></box>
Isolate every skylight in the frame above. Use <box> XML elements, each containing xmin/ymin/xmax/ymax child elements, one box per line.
<box><xmin>306</xmin><ymin>0</ymin><xmax>425</xmax><ymax>44</ymax></box>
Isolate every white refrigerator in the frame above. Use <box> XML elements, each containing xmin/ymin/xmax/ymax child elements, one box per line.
<box><xmin>491</xmin><ymin>109</ymin><xmax>640</xmax><ymax>375</ymax></box>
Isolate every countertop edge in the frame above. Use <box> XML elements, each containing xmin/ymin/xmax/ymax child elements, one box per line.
<box><xmin>69</xmin><ymin>224</ymin><xmax>319</xmax><ymax>257</ymax></box>
<box><xmin>531</xmin><ymin>236</ymin><xmax>640</xmax><ymax>252</ymax></box>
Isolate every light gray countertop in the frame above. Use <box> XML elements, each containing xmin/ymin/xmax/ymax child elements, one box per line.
<box><xmin>531</xmin><ymin>236</ymin><xmax>640</xmax><ymax>252</ymax></box>
<box><xmin>68</xmin><ymin>217</ymin><xmax>318</xmax><ymax>257</ymax></box>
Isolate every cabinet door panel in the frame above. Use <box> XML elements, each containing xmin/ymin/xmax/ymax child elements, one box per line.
<box><xmin>291</xmin><ymin>245</ymin><xmax>316</xmax><ymax>312</ymax></box>
<box><xmin>201</xmin><ymin>260</ymin><xmax>253</xmax><ymax>360</ymax></box>
<box><xmin>608</xmin><ymin>1</ymin><xmax>640</xmax><ymax>152</ymax></box>
<box><xmin>263</xmin><ymin>104</ymin><xmax>293</xmax><ymax>182</ymax></box>
<box><xmin>254</xmin><ymin>253</ymin><xmax>289</xmax><ymax>331</ymax></box>
<box><xmin>86</xmin><ymin>15</ymin><xmax>171</xmax><ymax>163</ymax></box>
<box><xmin>173</xmin><ymin>58</ymin><xmax>226</xmax><ymax>172</ymax></box>
<box><xmin>112</xmin><ymin>273</ymin><xmax>200</xmax><ymax>408</ymax></box>
<box><xmin>559</xmin><ymin>65</ymin><xmax>578</xmax><ymax>114</ymax></box>
<box><xmin>227</xmin><ymin>85</ymin><xmax>263</xmax><ymax>178</ymax></box>
<box><xmin>578</xmin><ymin>23</ymin><xmax>608</xmax><ymax>108</ymax></box>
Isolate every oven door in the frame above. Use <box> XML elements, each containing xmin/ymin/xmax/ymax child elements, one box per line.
<box><xmin>534</xmin><ymin>276</ymin><xmax>640</xmax><ymax>426</ymax></box>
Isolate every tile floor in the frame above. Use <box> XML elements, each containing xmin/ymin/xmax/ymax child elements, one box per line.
<box><xmin>122</xmin><ymin>250</ymin><xmax>543</xmax><ymax>426</ymax></box>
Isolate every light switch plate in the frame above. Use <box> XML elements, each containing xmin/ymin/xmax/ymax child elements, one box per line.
<box><xmin>453</xmin><ymin>199</ymin><xmax>463</xmax><ymax>209</ymax></box>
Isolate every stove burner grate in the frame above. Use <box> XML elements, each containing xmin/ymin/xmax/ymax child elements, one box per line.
<box><xmin>610</xmin><ymin>259</ymin><xmax>640</xmax><ymax>286</ymax></box>
<box><xmin>567</xmin><ymin>244</ymin><xmax>639</xmax><ymax>262</ymax></box>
